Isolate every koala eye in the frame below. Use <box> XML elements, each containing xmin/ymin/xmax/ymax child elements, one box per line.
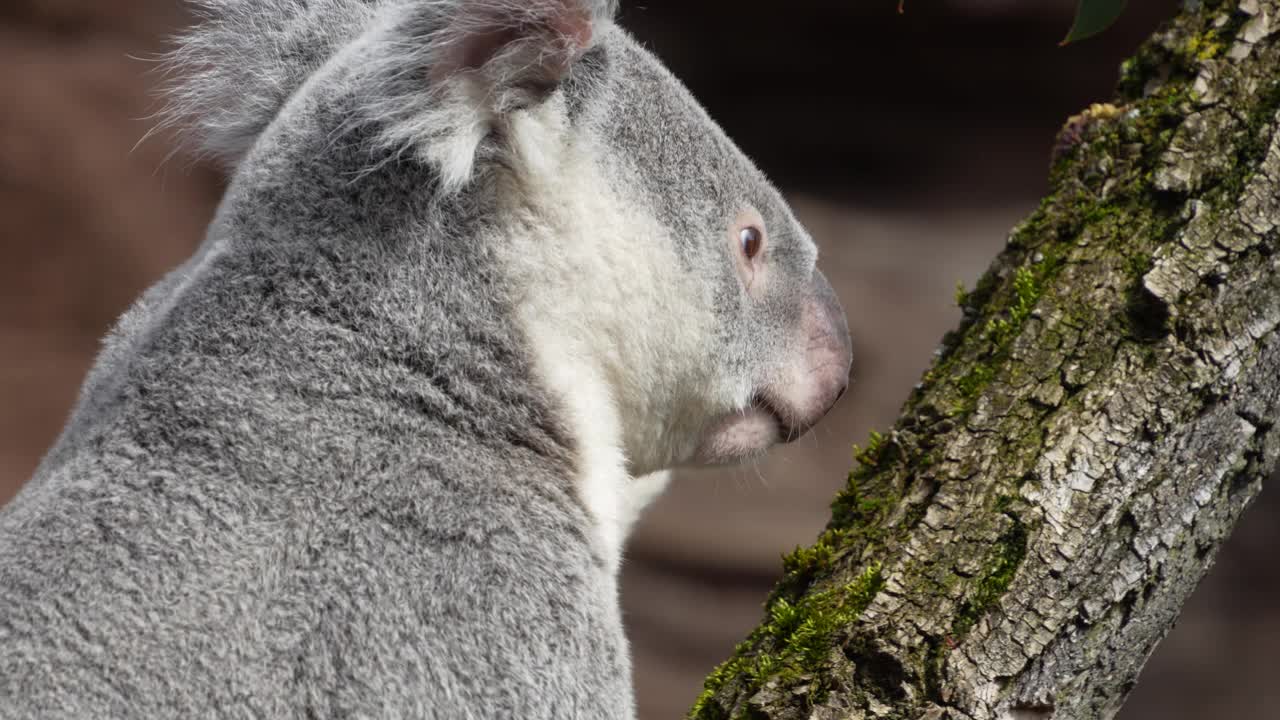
<box><xmin>739</xmin><ymin>226</ymin><xmax>764</xmax><ymax>260</ymax></box>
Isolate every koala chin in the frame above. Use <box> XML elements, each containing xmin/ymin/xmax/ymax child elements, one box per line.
<box><xmin>0</xmin><ymin>1</ymin><xmax>852</xmax><ymax>718</ymax></box>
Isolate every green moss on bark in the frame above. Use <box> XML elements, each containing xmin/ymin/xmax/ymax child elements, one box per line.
<box><xmin>689</xmin><ymin>2</ymin><xmax>1280</xmax><ymax>717</ymax></box>
<box><xmin>689</xmin><ymin>563</ymin><xmax>886</xmax><ymax>720</ymax></box>
<box><xmin>949</xmin><ymin>515</ymin><xmax>1029</xmax><ymax>638</ymax></box>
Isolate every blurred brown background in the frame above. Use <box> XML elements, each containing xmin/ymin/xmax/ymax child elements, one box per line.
<box><xmin>1</xmin><ymin>1</ymin><xmax>1276</xmax><ymax>717</ymax></box>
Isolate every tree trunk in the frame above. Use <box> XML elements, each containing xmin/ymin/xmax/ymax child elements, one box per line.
<box><xmin>689</xmin><ymin>2</ymin><xmax>1280</xmax><ymax>718</ymax></box>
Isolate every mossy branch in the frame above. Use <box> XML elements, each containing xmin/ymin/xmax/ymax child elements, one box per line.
<box><xmin>691</xmin><ymin>2</ymin><xmax>1280</xmax><ymax>718</ymax></box>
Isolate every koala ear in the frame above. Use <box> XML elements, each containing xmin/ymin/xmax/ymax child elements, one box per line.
<box><xmin>434</xmin><ymin>0</ymin><xmax>597</xmax><ymax>101</ymax></box>
<box><xmin>357</xmin><ymin>0</ymin><xmax>614</xmax><ymax>192</ymax></box>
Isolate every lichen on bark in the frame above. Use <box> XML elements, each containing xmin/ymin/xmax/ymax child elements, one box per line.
<box><xmin>690</xmin><ymin>2</ymin><xmax>1280</xmax><ymax>718</ymax></box>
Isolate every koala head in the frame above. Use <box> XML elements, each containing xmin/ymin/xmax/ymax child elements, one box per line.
<box><xmin>169</xmin><ymin>0</ymin><xmax>851</xmax><ymax>482</ymax></box>
<box><xmin>351</xmin><ymin>0</ymin><xmax>852</xmax><ymax>478</ymax></box>
<box><xmin>576</xmin><ymin>40</ymin><xmax>855</xmax><ymax>474</ymax></box>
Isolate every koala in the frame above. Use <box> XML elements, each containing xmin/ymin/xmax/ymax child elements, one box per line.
<box><xmin>0</xmin><ymin>1</ymin><xmax>852</xmax><ymax>718</ymax></box>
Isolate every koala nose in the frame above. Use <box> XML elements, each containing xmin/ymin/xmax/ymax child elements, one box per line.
<box><xmin>804</xmin><ymin>268</ymin><xmax>853</xmax><ymax>419</ymax></box>
<box><xmin>751</xmin><ymin>268</ymin><xmax>852</xmax><ymax>443</ymax></box>
<box><xmin>695</xmin><ymin>269</ymin><xmax>852</xmax><ymax>464</ymax></box>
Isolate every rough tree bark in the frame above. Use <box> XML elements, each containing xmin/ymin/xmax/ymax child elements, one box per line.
<box><xmin>689</xmin><ymin>2</ymin><xmax>1280</xmax><ymax>718</ymax></box>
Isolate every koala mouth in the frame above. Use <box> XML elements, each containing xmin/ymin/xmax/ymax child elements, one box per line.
<box><xmin>750</xmin><ymin>393</ymin><xmax>795</xmax><ymax>443</ymax></box>
<box><xmin>691</xmin><ymin>385</ymin><xmax>847</xmax><ymax>467</ymax></box>
<box><xmin>752</xmin><ymin>381</ymin><xmax>849</xmax><ymax>445</ymax></box>
<box><xmin>690</xmin><ymin>394</ymin><xmax>794</xmax><ymax>467</ymax></box>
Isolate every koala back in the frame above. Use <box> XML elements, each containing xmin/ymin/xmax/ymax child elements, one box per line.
<box><xmin>3</xmin><ymin>4</ymin><xmax>635</xmax><ymax>713</ymax></box>
<box><xmin>0</xmin><ymin>161</ymin><xmax>634</xmax><ymax>718</ymax></box>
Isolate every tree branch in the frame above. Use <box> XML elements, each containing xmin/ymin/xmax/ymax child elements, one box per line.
<box><xmin>690</xmin><ymin>2</ymin><xmax>1280</xmax><ymax>718</ymax></box>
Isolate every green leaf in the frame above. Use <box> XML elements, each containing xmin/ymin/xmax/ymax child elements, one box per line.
<box><xmin>1062</xmin><ymin>0</ymin><xmax>1128</xmax><ymax>45</ymax></box>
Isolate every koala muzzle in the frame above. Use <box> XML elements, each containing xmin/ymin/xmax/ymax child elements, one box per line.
<box><xmin>766</xmin><ymin>269</ymin><xmax>852</xmax><ymax>442</ymax></box>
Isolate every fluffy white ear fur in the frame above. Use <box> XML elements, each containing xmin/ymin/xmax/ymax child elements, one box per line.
<box><xmin>157</xmin><ymin>0</ymin><xmax>614</xmax><ymax>182</ymax></box>
<box><xmin>357</xmin><ymin>0</ymin><xmax>614</xmax><ymax>192</ymax></box>
<box><xmin>157</xmin><ymin>0</ymin><xmax>380</xmax><ymax>168</ymax></box>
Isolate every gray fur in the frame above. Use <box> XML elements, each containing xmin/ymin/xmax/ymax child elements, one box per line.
<box><xmin>0</xmin><ymin>1</ymin><xmax>849</xmax><ymax>718</ymax></box>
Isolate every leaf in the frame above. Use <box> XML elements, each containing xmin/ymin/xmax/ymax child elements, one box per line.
<box><xmin>1062</xmin><ymin>0</ymin><xmax>1128</xmax><ymax>45</ymax></box>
